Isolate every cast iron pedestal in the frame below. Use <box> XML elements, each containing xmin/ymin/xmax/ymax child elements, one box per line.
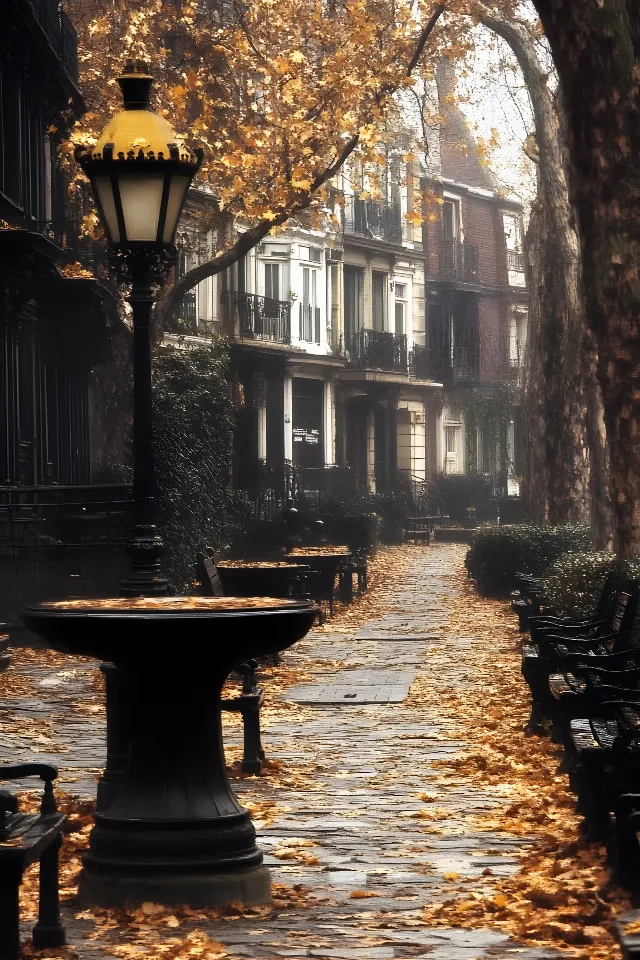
<box><xmin>22</xmin><ymin>600</ymin><xmax>317</xmax><ymax>908</ymax></box>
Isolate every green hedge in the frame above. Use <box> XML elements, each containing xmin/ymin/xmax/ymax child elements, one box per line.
<box><xmin>543</xmin><ymin>552</ymin><xmax>640</xmax><ymax>617</ymax></box>
<box><xmin>154</xmin><ymin>342</ymin><xmax>250</xmax><ymax>591</ymax></box>
<box><xmin>465</xmin><ymin>524</ymin><xmax>592</xmax><ymax>595</ymax></box>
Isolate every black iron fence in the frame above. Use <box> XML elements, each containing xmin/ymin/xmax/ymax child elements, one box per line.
<box><xmin>343</xmin><ymin>197</ymin><xmax>403</xmax><ymax>244</ymax></box>
<box><xmin>226</xmin><ymin>292</ymin><xmax>291</xmax><ymax>343</ymax></box>
<box><xmin>0</xmin><ymin>483</ymin><xmax>133</xmax><ymax>550</ymax></box>
<box><xmin>347</xmin><ymin>329</ymin><xmax>408</xmax><ymax>373</ymax></box>
<box><xmin>440</xmin><ymin>239</ymin><xmax>481</xmax><ymax>282</ymax></box>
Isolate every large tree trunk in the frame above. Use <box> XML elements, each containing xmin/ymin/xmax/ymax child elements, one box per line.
<box><xmin>583</xmin><ymin>325</ymin><xmax>614</xmax><ymax>549</ymax></box>
<box><xmin>533</xmin><ymin>0</ymin><xmax>640</xmax><ymax>556</ymax></box>
<box><xmin>479</xmin><ymin>11</ymin><xmax>590</xmax><ymax>526</ymax></box>
<box><xmin>521</xmin><ymin>200</ymin><xmax>548</xmax><ymax>524</ymax></box>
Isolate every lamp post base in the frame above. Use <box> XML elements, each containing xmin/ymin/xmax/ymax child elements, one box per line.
<box><xmin>79</xmin><ymin>861</ymin><xmax>272</xmax><ymax>909</ymax></box>
<box><xmin>120</xmin><ymin>524</ymin><xmax>170</xmax><ymax>597</ymax></box>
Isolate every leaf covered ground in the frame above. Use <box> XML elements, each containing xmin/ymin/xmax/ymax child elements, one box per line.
<box><xmin>0</xmin><ymin>544</ymin><xmax>630</xmax><ymax>959</ymax></box>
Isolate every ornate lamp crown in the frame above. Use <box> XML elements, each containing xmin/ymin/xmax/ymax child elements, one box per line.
<box><xmin>75</xmin><ymin>62</ymin><xmax>204</xmax><ymax>247</ymax></box>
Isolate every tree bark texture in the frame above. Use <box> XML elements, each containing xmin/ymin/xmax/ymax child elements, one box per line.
<box><xmin>533</xmin><ymin>0</ymin><xmax>640</xmax><ymax>556</ymax></box>
<box><xmin>479</xmin><ymin>10</ymin><xmax>590</xmax><ymax>527</ymax></box>
<box><xmin>582</xmin><ymin>325</ymin><xmax>614</xmax><ymax>549</ymax></box>
<box><xmin>521</xmin><ymin>200</ymin><xmax>548</xmax><ymax>524</ymax></box>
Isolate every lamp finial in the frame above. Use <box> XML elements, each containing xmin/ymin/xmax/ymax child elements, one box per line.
<box><xmin>118</xmin><ymin>61</ymin><xmax>154</xmax><ymax>111</ymax></box>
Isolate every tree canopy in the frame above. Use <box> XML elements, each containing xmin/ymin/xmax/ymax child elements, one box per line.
<box><xmin>66</xmin><ymin>0</ymin><xmax>524</xmax><ymax>308</ymax></box>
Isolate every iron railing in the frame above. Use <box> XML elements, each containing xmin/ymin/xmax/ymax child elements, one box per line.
<box><xmin>507</xmin><ymin>249</ymin><xmax>526</xmax><ymax>273</ymax></box>
<box><xmin>343</xmin><ymin>197</ymin><xmax>403</xmax><ymax>244</ymax></box>
<box><xmin>28</xmin><ymin>1</ymin><xmax>79</xmax><ymax>82</ymax></box>
<box><xmin>31</xmin><ymin>219</ymin><xmax>110</xmax><ymax>276</ymax></box>
<box><xmin>227</xmin><ymin>292</ymin><xmax>291</xmax><ymax>343</ymax></box>
<box><xmin>299</xmin><ymin>304</ymin><xmax>321</xmax><ymax>344</ymax></box>
<box><xmin>178</xmin><ymin>292</ymin><xmax>197</xmax><ymax>324</ymax></box>
<box><xmin>167</xmin><ymin>296</ymin><xmax>219</xmax><ymax>339</ymax></box>
<box><xmin>0</xmin><ymin>483</ymin><xmax>133</xmax><ymax>549</ymax></box>
<box><xmin>409</xmin><ymin>343</ymin><xmax>434</xmax><ymax>380</ymax></box>
<box><xmin>235</xmin><ymin>460</ymin><xmax>297</xmax><ymax>521</ymax></box>
<box><xmin>440</xmin><ymin>240</ymin><xmax>481</xmax><ymax>282</ymax></box>
<box><xmin>347</xmin><ymin>329</ymin><xmax>408</xmax><ymax>373</ymax></box>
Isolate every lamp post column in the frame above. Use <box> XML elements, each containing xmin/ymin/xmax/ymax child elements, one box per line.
<box><xmin>121</xmin><ymin>253</ymin><xmax>169</xmax><ymax>597</ymax></box>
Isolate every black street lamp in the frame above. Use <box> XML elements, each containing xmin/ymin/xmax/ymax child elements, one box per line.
<box><xmin>22</xmin><ymin>63</ymin><xmax>318</xmax><ymax>912</ymax></box>
<box><xmin>75</xmin><ymin>61</ymin><xmax>203</xmax><ymax>596</ymax></box>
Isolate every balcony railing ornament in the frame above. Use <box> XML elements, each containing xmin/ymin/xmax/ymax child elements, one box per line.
<box><xmin>226</xmin><ymin>291</ymin><xmax>291</xmax><ymax>344</ymax></box>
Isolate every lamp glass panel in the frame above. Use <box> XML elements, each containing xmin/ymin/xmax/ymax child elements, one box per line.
<box><xmin>117</xmin><ymin>171</ymin><xmax>165</xmax><ymax>242</ymax></box>
<box><xmin>162</xmin><ymin>175</ymin><xmax>190</xmax><ymax>243</ymax></box>
<box><xmin>93</xmin><ymin>173</ymin><xmax>121</xmax><ymax>243</ymax></box>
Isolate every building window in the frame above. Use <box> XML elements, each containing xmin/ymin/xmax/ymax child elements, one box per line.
<box><xmin>292</xmin><ymin>377</ymin><xmax>323</xmax><ymax>468</ymax></box>
<box><xmin>372</xmin><ymin>271</ymin><xmax>387</xmax><ymax>332</ymax></box>
<box><xmin>299</xmin><ymin>266</ymin><xmax>320</xmax><ymax>343</ymax></box>
<box><xmin>443</xmin><ymin>199</ymin><xmax>460</xmax><ymax>242</ymax></box>
<box><xmin>344</xmin><ymin>266</ymin><xmax>364</xmax><ymax>344</ymax></box>
<box><xmin>265</xmin><ymin>262</ymin><xmax>281</xmax><ymax>301</ymax></box>
<box><xmin>444</xmin><ymin>422</ymin><xmax>462</xmax><ymax>474</ymax></box>
<box><xmin>394</xmin><ymin>282</ymin><xmax>407</xmax><ymax>336</ymax></box>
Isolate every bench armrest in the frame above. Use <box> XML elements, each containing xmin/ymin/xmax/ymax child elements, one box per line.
<box><xmin>0</xmin><ymin>763</ymin><xmax>59</xmax><ymax>815</ymax></box>
<box><xmin>0</xmin><ymin>763</ymin><xmax>58</xmax><ymax>783</ymax></box>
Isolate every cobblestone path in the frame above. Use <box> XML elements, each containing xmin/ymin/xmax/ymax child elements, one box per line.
<box><xmin>1</xmin><ymin>544</ymin><xmax>565</xmax><ymax>959</ymax></box>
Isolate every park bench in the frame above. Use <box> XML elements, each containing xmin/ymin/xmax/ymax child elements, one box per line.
<box><xmin>566</xmin><ymin>699</ymin><xmax>640</xmax><ymax>842</ymax></box>
<box><xmin>546</xmin><ymin>596</ymin><xmax>640</xmax><ymax>717</ymax></box>
<box><xmin>0</xmin><ymin>763</ymin><xmax>66</xmax><ymax>960</ymax></box>
<box><xmin>526</xmin><ymin>571</ymin><xmax>621</xmax><ymax>643</ymax></box>
<box><xmin>522</xmin><ymin>588</ymin><xmax>635</xmax><ymax>731</ymax></box>
<box><xmin>615</xmin><ymin>912</ymin><xmax>640</xmax><ymax>958</ymax></box>
<box><xmin>511</xmin><ymin>573</ymin><xmax>552</xmax><ymax>628</ymax></box>
<box><xmin>196</xmin><ymin>552</ymin><xmax>266</xmax><ymax>774</ymax></box>
<box><xmin>338</xmin><ymin>548</ymin><xmax>368</xmax><ymax>603</ymax></box>
<box><xmin>403</xmin><ymin>517</ymin><xmax>434</xmax><ymax>545</ymax></box>
<box><xmin>0</xmin><ymin>624</ymin><xmax>10</xmax><ymax>673</ymax></box>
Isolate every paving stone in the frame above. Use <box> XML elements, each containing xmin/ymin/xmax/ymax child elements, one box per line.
<box><xmin>0</xmin><ymin>544</ymin><xmax>565</xmax><ymax>960</ymax></box>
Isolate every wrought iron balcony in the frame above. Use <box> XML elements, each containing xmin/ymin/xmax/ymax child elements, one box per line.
<box><xmin>343</xmin><ymin>197</ymin><xmax>403</xmax><ymax>245</ymax></box>
<box><xmin>28</xmin><ymin>0</ymin><xmax>79</xmax><ymax>82</ymax></box>
<box><xmin>168</xmin><ymin>293</ymin><xmax>219</xmax><ymax>339</ymax></box>
<box><xmin>439</xmin><ymin>240</ymin><xmax>481</xmax><ymax>282</ymax></box>
<box><xmin>347</xmin><ymin>329</ymin><xmax>408</xmax><ymax>373</ymax></box>
<box><xmin>227</xmin><ymin>292</ymin><xmax>291</xmax><ymax>344</ymax></box>
<box><xmin>299</xmin><ymin>303</ymin><xmax>321</xmax><ymax>344</ymax></box>
<box><xmin>426</xmin><ymin>344</ymin><xmax>480</xmax><ymax>384</ymax></box>
<box><xmin>29</xmin><ymin>219</ymin><xmax>112</xmax><ymax>285</ymax></box>
<box><xmin>507</xmin><ymin>249</ymin><xmax>526</xmax><ymax>273</ymax></box>
<box><xmin>409</xmin><ymin>343</ymin><xmax>436</xmax><ymax>380</ymax></box>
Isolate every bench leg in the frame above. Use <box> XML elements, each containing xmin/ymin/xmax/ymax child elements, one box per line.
<box><xmin>339</xmin><ymin>570</ymin><xmax>354</xmax><ymax>605</ymax></box>
<box><xmin>33</xmin><ymin>834</ymin><xmax>65</xmax><ymax>949</ymax></box>
<box><xmin>241</xmin><ymin>699</ymin><xmax>264</xmax><ymax>775</ymax></box>
<box><xmin>0</xmin><ymin>868</ymin><xmax>22</xmax><ymax>960</ymax></box>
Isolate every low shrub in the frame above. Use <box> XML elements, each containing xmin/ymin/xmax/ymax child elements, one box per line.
<box><xmin>543</xmin><ymin>552</ymin><xmax>640</xmax><ymax>617</ymax></box>
<box><xmin>465</xmin><ymin>523</ymin><xmax>592</xmax><ymax>595</ymax></box>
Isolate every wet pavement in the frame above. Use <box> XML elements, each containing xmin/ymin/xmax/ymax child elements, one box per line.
<box><xmin>0</xmin><ymin>544</ymin><xmax>564</xmax><ymax>959</ymax></box>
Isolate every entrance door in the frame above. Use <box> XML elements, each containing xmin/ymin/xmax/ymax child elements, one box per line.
<box><xmin>292</xmin><ymin>378</ymin><xmax>323</xmax><ymax>469</ymax></box>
